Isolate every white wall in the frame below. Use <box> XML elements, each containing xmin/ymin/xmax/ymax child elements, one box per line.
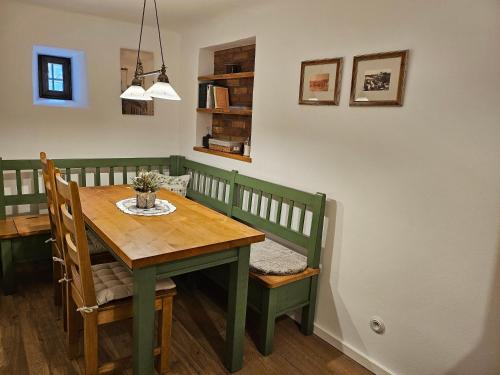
<box><xmin>176</xmin><ymin>1</ymin><xmax>500</xmax><ymax>374</ymax></box>
<box><xmin>0</xmin><ymin>1</ymin><xmax>182</xmax><ymax>159</ymax></box>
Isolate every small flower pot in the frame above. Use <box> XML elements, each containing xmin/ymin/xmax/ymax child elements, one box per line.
<box><xmin>136</xmin><ymin>192</ymin><xmax>156</xmax><ymax>209</ymax></box>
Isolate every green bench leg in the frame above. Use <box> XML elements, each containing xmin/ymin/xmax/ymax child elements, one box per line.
<box><xmin>258</xmin><ymin>287</ymin><xmax>278</xmax><ymax>356</ymax></box>
<box><xmin>1</xmin><ymin>239</ymin><xmax>15</xmax><ymax>295</ymax></box>
<box><xmin>300</xmin><ymin>275</ymin><xmax>319</xmax><ymax>335</ymax></box>
<box><xmin>225</xmin><ymin>245</ymin><xmax>250</xmax><ymax>372</ymax></box>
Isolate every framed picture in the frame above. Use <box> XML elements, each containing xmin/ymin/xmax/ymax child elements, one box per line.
<box><xmin>350</xmin><ymin>50</ymin><xmax>409</xmax><ymax>106</ymax></box>
<box><xmin>299</xmin><ymin>58</ymin><xmax>343</xmax><ymax>105</ymax></box>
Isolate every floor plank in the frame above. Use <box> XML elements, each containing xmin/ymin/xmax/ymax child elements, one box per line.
<box><xmin>0</xmin><ymin>274</ymin><xmax>372</xmax><ymax>375</ymax></box>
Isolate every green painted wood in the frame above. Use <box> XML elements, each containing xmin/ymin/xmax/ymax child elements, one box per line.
<box><xmin>258</xmin><ymin>287</ymin><xmax>278</xmax><ymax>355</ymax></box>
<box><xmin>95</xmin><ymin>167</ymin><xmax>101</xmax><ymax>186</ymax></box>
<box><xmin>80</xmin><ymin>168</ymin><xmax>86</xmax><ymax>187</ymax></box>
<box><xmin>4</xmin><ymin>194</ymin><xmax>46</xmax><ymax>206</ymax></box>
<box><xmin>1</xmin><ymin>239</ymin><xmax>14</xmax><ymax>295</ymax></box>
<box><xmin>109</xmin><ymin>167</ymin><xmax>115</xmax><ymax>185</ymax></box>
<box><xmin>15</xmin><ymin>170</ymin><xmax>22</xmax><ymax>195</ymax></box>
<box><xmin>276</xmin><ymin>197</ymin><xmax>283</xmax><ymax>225</ymax></box>
<box><xmin>256</xmin><ymin>190</ymin><xmax>262</xmax><ymax>217</ymax></box>
<box><xmin>65</xmin><ymin>168</ymin><xmax>71</xmax><ymax>181</ymax></box>
<box><xmin>225</xmin><ymin>245</ymin><xmax>250</xmax><ymax>372</ymax></box>
<box><xmin>32</xmin><ymin>169</ymin><xmax>39</xmax><ymax>195</ymax></box>
<box><xmin>247</xmin><ymin>188</ymin><xmax>253</xmax><ymax>213</ymax></box>
<box><xmin>301</xmin><ymin>275</ymin><xmax>319</xmax><ymax>335</ymax></box>
<box><xmin>266</xmin><ymin>194</ymin><xmax>272</xmax><ymax>220</ymax></box>
<box><xmin>226</xmin><ymin>170</ymin><xmax>238</xmax><ymax>217</ymax></box>
<box><xmin>298</xmin><ymin>204</ymin><xmax>306</xmax><ymax>234</ymax></box>
<box><xmin>287</xmin><ymin>200</ymin><xmax>294</xmax><ymax>229</ymax></box>
<box><xmin>308</xmin><ymin>193</ymin><xmax>326</xmax><ymax>268</ymax></box>
<box><xmin>122</xmin><ymin>167</ymin><xmax>127</xmax><ymax>184</ymax></box>
<box><xmin>132</xmin><ymin>266</ymin><xmax>157</xmax><ymax>375</ymax></box>
<box><xmin>156</xmin><ymin>248</ymin><xmax>238</xmax><ymax>278</ymax></box>
<box><xmin>235</xmin><ymin>174</ymin><xmax>319</xmax><ymax>206</ymax></box>
<box><xmin>0</xmin><ymin>158</ymin><xmax>6</xmax><ymax>219</ymax></box>
<box><xmin>187</xmin><ymin>188</ymin><xmax>232</xmax><ymax>214</ymax></box>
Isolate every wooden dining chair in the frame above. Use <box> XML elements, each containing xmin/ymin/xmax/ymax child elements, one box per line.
<box><xmin>53</xmin><ymin>169</ymin><xmax>176</xmax><ymax>375</ymax></box>
<box><xmin>40</xmin><ymin>152</ymin><xmax>67</xmax><ymax>325</ymax></box>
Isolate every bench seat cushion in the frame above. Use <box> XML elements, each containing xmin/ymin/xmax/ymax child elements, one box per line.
<box><xmin>92</xmin><ymin>261</ymin><xmax>176</xmax><ymax>305</ymax></box>
<box><xmin>250</xmin><ymin>238</ymin><xmax>307</xmax><ymax>276</ymax></box>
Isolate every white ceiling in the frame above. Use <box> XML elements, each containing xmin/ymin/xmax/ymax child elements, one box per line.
<box><xmin>15</xmin><ymin>0</ymin><xmax>259</xmax><ymax>29</ymax></box>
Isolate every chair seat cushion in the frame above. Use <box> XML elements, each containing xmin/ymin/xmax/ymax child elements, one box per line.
<box><xmin>86</xmin><ymin>229</ymin><xmax>110</xmax><ymax>255</ymax></box>
<box><xmin>250</xmin><ymin>238</ymin><xmax>307</xmax><ymax>276</ymax></box>
<box><xmin>92</xmin><ymin>262</ymin><xmax>176</xmax><ymax>306</ymax></box>
<box><xmin>162</xmin><ymin>175</ymin><xmax>191</xmax><ymax>197</ymax></box>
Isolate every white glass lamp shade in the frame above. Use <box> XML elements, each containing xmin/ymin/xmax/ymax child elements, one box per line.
<box><xmin>120</xmin><ymin>84</ymin><xmax>152</xmax><ymax>101</ymax></box>
<box><xmin>145</xmin><ymin>82</ymin><xmax>181</xmax><ymax>101</ymax></box>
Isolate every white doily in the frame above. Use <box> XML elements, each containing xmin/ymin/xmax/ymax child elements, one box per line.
<box><xmin>116</xmin><ymin>198</ymin><xmax>177</xmax><ymax>216</ymax></box>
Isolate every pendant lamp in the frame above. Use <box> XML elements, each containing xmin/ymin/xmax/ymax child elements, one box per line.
<box><xmin>120</xmin><ymin>0</ymin><xmax>180</xmax><ymax>101</ymax></box>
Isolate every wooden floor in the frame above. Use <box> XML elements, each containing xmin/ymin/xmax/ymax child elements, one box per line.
<box><xmin>0</xmin><ymin>272</ymin><xmax>372</xmax><ymax>375</ymax></box>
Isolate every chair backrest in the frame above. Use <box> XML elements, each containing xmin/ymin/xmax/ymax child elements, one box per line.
<box><xmin>54</xmin><ymin>170</ymin><xmax>97</xmax><ymax>308</ymax></box>
<box><xmin>40</xmin><ymin>152</ymin><xmax>64</xmax><ymax>258</ymax></box>
<box><xmin>232</xmin><ymin>174</ymin><xmax>326</xmax><ymax>268</ymax></box>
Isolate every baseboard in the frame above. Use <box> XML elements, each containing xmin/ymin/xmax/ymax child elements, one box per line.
<box><xmin>288</xmin><ymin>313</ymin><xmax>393</xmax><ymax>375</ymax></box>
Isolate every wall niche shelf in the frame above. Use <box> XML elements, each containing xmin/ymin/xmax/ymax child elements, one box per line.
<box><xmin>193</xmin><ymin>146</ymin><xmax>252</xmax><ymax>163</ymax></box>
<box><xmin>198</xmin><ymin>72</ymin><xmax>255</xmax><ymax>81</ymax></box>
<box><xmin>196</xmin><ymin>107</ymin><xmax>252</xmax><ymax>116</ymax></box>
<box><xmin>195</xmin><ymin>38</ymin><xmax>256</xmax><ymax>163</ymax></box>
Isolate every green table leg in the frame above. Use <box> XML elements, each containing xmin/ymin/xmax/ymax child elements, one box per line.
<box><xmin>258</xmin><ymin>287</ymin><xmax>278</xmax><ymax>355</ymax></box>
<box><xmin>1</xmin><ymin>239</ymin><xmax>14</xmax><ymax>295</ymax></box>
<box><xmin>225</xmin><ymin>245</ymin><xmax>250</xmax><ymax>372</ymax></box>
<box><xmin>133</xmin><ymin>266</ymin><xmax>156</xmax><ymax>375</ymax></box>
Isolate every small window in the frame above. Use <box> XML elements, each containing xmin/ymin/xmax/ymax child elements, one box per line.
<box><xmin>38</xmin><ymin>55</ymin><xmax>72</xmax><ymax>100</ymax></box>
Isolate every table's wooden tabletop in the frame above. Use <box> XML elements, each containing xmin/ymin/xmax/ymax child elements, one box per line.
<box><xmin>79</xmin><ymin>185</ymin><xmax>264</xmax><ymax>269</ymax></box>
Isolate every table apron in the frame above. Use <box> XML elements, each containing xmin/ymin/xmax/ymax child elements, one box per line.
<box><xmin>155</xmin><ymin>248</ymin><xmax>239</xmax><ymax>278</ymax></box>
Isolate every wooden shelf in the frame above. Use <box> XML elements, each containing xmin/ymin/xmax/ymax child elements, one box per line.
<box><xmin>198</xmin><ymin>72</ymin><xmax>254</xmax><ymax>81</ymax></box>
<box><xmin>193</xmin><ymin>147</ymin><xmax>252</xmax><ymax>163</ymax></box>
<box><xmin>196</xmin><ymin>107</ymin><xmax>252</xmax><ymax>116</ymax></box>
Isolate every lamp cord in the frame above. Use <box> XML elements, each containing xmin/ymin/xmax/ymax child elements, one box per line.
<box><xmin>153</xmin><ymin>0</ymin><xmax>166</xmax><ymax>68</ymax></box>
<box><xmin>135</xmin><ymin>0</ymin><xmax>147</xmax><ymax>77</ymax></box>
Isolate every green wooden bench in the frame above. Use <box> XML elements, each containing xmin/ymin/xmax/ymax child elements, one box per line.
<box><xmin>178</xmin><ymin>157</ymin><xmax>326</xmax><ymax>355</ymax></box>
<box><xmin>0</xmin><ymin>156</ymin><xmax>175</xmax><ymax>294</ymax></box>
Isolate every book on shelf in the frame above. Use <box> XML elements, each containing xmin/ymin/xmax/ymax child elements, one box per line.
<box><xmin>213</xmin><ymin>86</ymin><xmax>229</xmax><ymax>109</ymax></box>
<box><xmin>198</xmin><ymin>82</ymin><xmax>212</xmax><ymax>108</ymax></box>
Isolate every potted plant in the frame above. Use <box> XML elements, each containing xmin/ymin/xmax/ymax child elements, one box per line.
<box><xmin>131</xmin><ymin>170</ymin><xmax>167</xmax><ymax>209</ymax></box>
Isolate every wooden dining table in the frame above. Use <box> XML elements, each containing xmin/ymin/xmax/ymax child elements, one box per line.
<box><xmin>79</xmin><ymin>185</ymin><xmax>265</xmax><ymax>374</ymax></box>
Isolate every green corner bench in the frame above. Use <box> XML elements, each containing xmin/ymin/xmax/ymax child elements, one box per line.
<box><xmin>0</xmin><ymin>155</ymin><xmax>325</xmax><ymax>356</ymax></box>
<box><xmin>177</xmin><ymin>157</ymin><xmax>326</xmax><ymax>355</ymax></box>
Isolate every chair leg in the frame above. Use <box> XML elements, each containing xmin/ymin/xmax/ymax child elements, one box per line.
<box><xmin>300</xmin><ymin>275</ymin><xmax>319</xmax><ymax>335</ymax></box>
<box><xmin>83</xmin><ymin>312</ymin><xmax>99</xmax><ymax>375</ymax></box>
<box><xmin>157</xmin><ymin>296</ymin><xmax>174</xmax><ymax>375</ymax></box>
<box><xmin>67</xmin><ymin>296</ymin><xmax>80</xmax><ymax>359</ymax></box>
<box><xmin>258</xmin><ymin>287</ymin><xmax>278</xmax><ymax>356</ymax></box>
<box><xmin>52</xmin><ymin>246</ymin><xmax>62</xmax><ymax>307</ymax></box>
<box><xmin>62</xmin><ymin>277</ymin><xmax>68</xmax><ymax>332</ymax></box>
<box><xmin>1</xmin><ymin>239</ymin><xmax>15</xmax><ymax>295</ymax></box>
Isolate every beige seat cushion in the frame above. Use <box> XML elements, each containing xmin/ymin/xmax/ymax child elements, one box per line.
<box><xmin>86</xmin><ymin>229</ymin><xmax>110</xmax><ymax>255</ymax></box>
<box><xmin>92</xmin><ymin>262</ymin><xmax>176</xmax><ymax>306</ymax></box>
<box><xmin>250</xmin><ymin>238</ymin><xmax>307</xmax><ymax>276</ymax></box>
